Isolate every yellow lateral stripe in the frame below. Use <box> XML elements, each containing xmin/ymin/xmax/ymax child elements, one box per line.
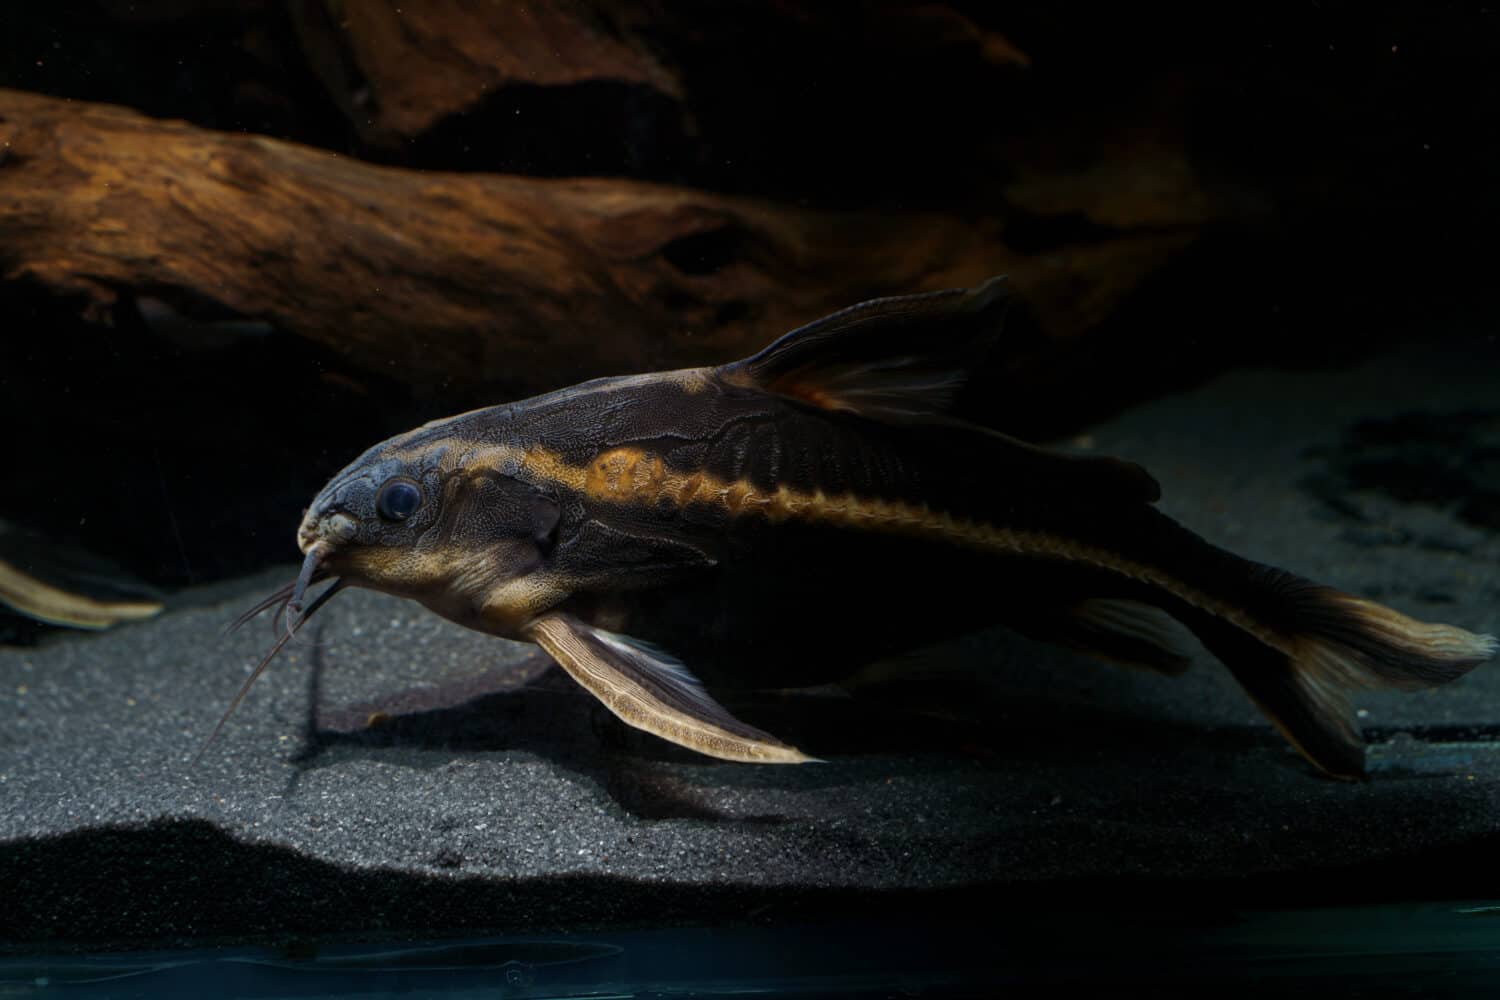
<box><xmin>458</xmin><ymin>442</ymin><xmax>1278</xmax><ymax>647</ymax></box>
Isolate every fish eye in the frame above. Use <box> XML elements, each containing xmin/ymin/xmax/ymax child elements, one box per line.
<box><xmin>375</xmin><ymin>479</ymin><xmax>423</xmax><ymax>522</ymax></box>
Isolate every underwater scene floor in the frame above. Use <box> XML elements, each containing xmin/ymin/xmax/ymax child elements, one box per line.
<box><xmin>2</xmin><ymin>339</ymin><xmax>1499</xmax><ymax>948</ymax></box>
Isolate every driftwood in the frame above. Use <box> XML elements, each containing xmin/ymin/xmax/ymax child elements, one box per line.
<box><xmin>288</xmin><ymin>0</ymin><xmax>686</xmax><ymax>147</ymax></box>
<box><xmin>0</xmin><ymin>88</ymin><xmax>1195</xmax><ymax>395</ymax></box>
<box><xmin>287</xmin><ymin>1</ymin><xmax>1027</xmax><ymax>149</ymax></box>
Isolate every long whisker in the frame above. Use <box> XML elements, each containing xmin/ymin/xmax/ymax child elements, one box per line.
<box><xmin>277</xmin><ymin>566</ymin><xmax>332</xmax><ymax>636</ymax></box>
<box><xmin>271</xmin><ymin>589</ymin><xmax>296</xmax><ymax>639</ymax></box>
<box><xmin>279</xmin><ymin>593</ymin><xmax>316</xmax><ymax>647</ymax></box>
<box><xmin>288</xmin><ymin>544</ymin><xmax>331</xmax><ymax>621</ymax></box>
<box><xmin>222</xmin><ymin>581</ymin><xmax>296</xmax><ymax>637</ymax></box>
<box><xmin>221</xmin><ymin>569</ymin><xmax>330</xmax><ymax>638</ymax></box>
<box><xmin>194</xmin><ymin>579</ymin><xmax>345</xmax><ymax>766</ymax></box>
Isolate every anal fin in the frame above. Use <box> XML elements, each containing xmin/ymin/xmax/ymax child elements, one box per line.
<box><xmin>1064</xmin><ymin>598</ymin><xmax>1197</xmax><ymax>676</ymax></box>
<box><xmin>527</xmin><ymin>614</ymin><xmax>816</xmax><ymax>764</ymax></box>
<box><xmin>1005</xmin><ymin>598</ymin><xmax>1197</xmax><ymax>677</ymax></box>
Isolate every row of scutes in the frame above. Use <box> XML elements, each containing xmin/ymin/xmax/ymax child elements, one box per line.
<box><xmin>485</xmin><ymin>440</ymin><xmax>1255</xmax><ymax>640</ymax></box>
<box><xmin>562</xmin><ymin>445</ymin><xmax>1278</xmax><ymax>648</ymax></box>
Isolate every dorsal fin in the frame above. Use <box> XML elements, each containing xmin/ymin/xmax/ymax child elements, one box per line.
<box><xmin>718</xmin><ymin>276</ymin><xmax>1011</xmax><ymax>423</ymax></box>
<box><xmin>720</xmin><ymin>276</ymin><xmax>1162</xmax><ymax>506</ymax></box>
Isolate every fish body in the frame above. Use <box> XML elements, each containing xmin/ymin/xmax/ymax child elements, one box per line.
<box><xmin>271</xmin><ymin>278</ymin><xmax>1494</xmax><ymax>777</ymax></box>
<box><xmin>0</xmin><ymin>520</ymin><xmax>163</xmax><ymax>629</ymax></box>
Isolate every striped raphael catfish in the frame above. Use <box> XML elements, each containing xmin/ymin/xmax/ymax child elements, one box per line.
<box><xmin>224</xmin><ymin>277</ymin><xmax>1494</xmax><ymax>778</ymax></box>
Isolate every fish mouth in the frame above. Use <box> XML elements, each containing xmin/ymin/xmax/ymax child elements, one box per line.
<box><xmin>297</xmin><ymin>511</ymin><xmax>356</xmax><ymax>555</ymax></box>
<box><xmin>290</xmin><ymin>511</ymin><xmax>361</xmax><ymax>614</ymax></box>
<box><xmin>296</xmin><ymin>517</ymin><xmax>318</xmax><ymax>555</ymax></box>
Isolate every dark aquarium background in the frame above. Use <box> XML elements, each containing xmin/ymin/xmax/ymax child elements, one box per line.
<box><xmin>2</xmin><ymin>2</ymin><xmax>1500</xmax><ymax>995</ymax></box>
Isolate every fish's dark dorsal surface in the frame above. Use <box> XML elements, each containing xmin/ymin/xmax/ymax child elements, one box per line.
<box><xmin>241</xmin><ymin>277</ymin><xmax>1495</xmax><ymax>778</ymax></box>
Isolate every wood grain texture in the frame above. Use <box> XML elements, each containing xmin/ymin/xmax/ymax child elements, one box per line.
<box><xmin>288</xmin><ymin>0</ymin><xmax>686</xmax><ymax>146</ymax></box>
<box><xmin>0</xmin><ymin>88</ymin><xmax>1193</xmax><ymax>394</ymax></box>
<box><xmin>285</xmin><ymin>1</ymin><xmax>1027</xmax><ymax>149</ymax></box>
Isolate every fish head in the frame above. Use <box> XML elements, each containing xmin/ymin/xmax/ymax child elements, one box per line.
<box><xmin>207</xmin><ymin>418</ymin><xmax>565</xmax><ymax>759</ymax></box>
<box><xmin>295</xmin><ymin>426</ymin><xmax>561</xmax><ymax>631</ymax></box>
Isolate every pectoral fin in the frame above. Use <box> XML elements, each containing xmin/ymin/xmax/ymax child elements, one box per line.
<box><xmin>527</xmin><ymin>614</ymin><xmax>816</xmax><ymax>764</ymax></box>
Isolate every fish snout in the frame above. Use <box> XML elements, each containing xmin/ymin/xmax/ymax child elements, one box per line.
<box><xmin>296</xmin><ymin>513</ymin><xmax>319</xmax><ymax>555</ymax></box>
<box><xmin>297</xmin><ymin>508</ymin><xmax>358</xmax><ymax>554</ymax></box>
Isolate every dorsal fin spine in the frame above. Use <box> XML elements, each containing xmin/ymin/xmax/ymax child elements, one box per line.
<box><xmin>718</xmin><ymin>276</ymin><xmax>1012</xmax><ymax>425</ymax></box>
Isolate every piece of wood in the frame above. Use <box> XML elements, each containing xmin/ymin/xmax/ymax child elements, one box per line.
<box><xmin>286</xmin><ymin>1</ymin><xmax>1027</xmax><ymax>150</ymax></box>
<box><xmin>0</xmin><ymin>89</ymin><xmax>1193</xmax><ymax>395</ymax></box>
<box><xmin>288</xmin><ymin>0</ymin><xmax>686</xmax><ymax>147</ymax></box>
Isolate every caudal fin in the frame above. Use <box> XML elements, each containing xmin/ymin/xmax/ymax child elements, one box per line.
<box><xmin>1177</xmin><ymin>566</ymin><xmax>1496</xmax><ymax>779</ymax></box>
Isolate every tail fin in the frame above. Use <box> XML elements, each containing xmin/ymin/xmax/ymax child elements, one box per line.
<box><xmin>1175</xmin><ymin>566</ymin><xmax>1496</xmax><ymax>779</ymax></box>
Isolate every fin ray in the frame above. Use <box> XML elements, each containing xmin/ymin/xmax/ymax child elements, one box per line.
<box><xmin>718</xmin><ymin>276</ymin><xmax>1011</xmax><ymax>424</ymax></box>
<box><xmin>528</xmin><ymin>614</ymin><xmax>815</xmax><ymax>764</ymax></box>
<box><xmin>1174</xmin><ymin>564</ymin><xmax>1495</xmax><ymax>779</ymax></box>
<box><xmin>1059</xmin><ymin>598</ymin><xmax>1197</xmax><ymax>675</ymax></box>
<box><xmin>719</xmin><ymin>276</ymin><xmax>1162</xmax><ymax>505</ymax></box>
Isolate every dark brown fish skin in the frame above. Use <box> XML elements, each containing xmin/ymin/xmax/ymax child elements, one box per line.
<box><xmin>289</xmin><ymin>279</ymin><xmax>1495</xmax><ymax>776</ymax></box>
<box><xmin>309</xmin><ymin>373</ymin><xmax>1155</xmax><ymax>675</ymax></box>
<box><xmin>550</xmin><ymin>399</ymin><xmax>1150</xmax><ymax>687</ymax></box>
